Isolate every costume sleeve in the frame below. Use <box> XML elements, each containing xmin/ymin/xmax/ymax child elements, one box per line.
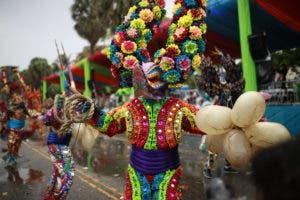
<box><xmin>179</xmin><ymin>100</ymin><xmax>205</xmax><ymax>135</ymax></box>
<box><xmin>88</xmin><ymin>104</ymin><xmax>128</xmax><ymax>137</ymax></box>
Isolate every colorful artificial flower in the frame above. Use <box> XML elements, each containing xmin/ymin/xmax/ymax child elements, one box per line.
<box><xmin>159</xmin><ymin>56</ymin><xmax>175</xmax><ymax>71</ymax></box>
<box><xmin>200</xmin><ymin>23</ymin><xmax>207</xmax><ymax>34</ymax></box>
<box><xmin>121</xmin><ymin>41</ymin><xmax>137</xmax><ymax>54</ymax></box>
<box><xmin>169</xmin><ymin>23</ymin><xmax>177</xmax><ymax>35</ymax></box>
<box><xmin>176</xmin><ymin>55</ymin><xmax>191</xmax><ymax>71</ymax></box>
<box><xmin>166</xmin><ymin>44</ymin><xmax>181</xmax><ymax>58</ymax></box>
<box><xmin>126</xmin><ymin>28</ymin><xmax>139</xmax><ymax>39</ymax></box>
<box><xmin>142</xmin><ymin>29</ymin><xmax>152</xmax><ymax>42</ymax></box>
<box><xmin>154</xmin><ymin>48</ymin><xmax>166</xmax><ymax>59</ymax></box>
<box><xmin>167</xmin><ymin>35</ymin><xmax>175</xmax><ymax>45</ymax></box>
<box><xmin>192</xmin><ymin>54</ymin><xmax>202</xmax><ymax>69</ymax></box>
<box><xmin>139</xmin><ymin>0</ymin><xmax>149</xmax><ymax>8</ymax></box>
<box><xmin>157</xmin><ymin>0</ymin><xmax>166</xmax><ymax>8</ymax></box>
<box><xmin>153</xmin><ymin>6</ymin><xmax>162</xmax><ymax>19</ymax></box>
<box><xmin>188</xmin><ymin>9</ymin><xmax>202</xmax><ymax>21</ymax></box>
<box><xmin>174</xmin><ymin>27</ymin><xmax>189</xmax><ymax>41</ymax></box>
<box><xmin>163</xmin><ymin>69</ymin><xmax>181</xmax><ymax>83</ymax></box>
<box><xmin>189</xmin><ymin>26</ymin><xmax>202</xmax><ymax>40</ymax></box>
<box><xmin>178</xmin><ymin>14</ymin><xmax>194</xmax><ymax>27</ymax></box>
<box><xmin>138</xmin><ymin>39</ymin><xmax>147</xmax><ymax>49</ymax></box>
<box><xmin>183</xmin><ymin>0</ymin><xmax>197</xmax><ymax>8</ymax></box>
<box><xmin>111</xmin><ymin>53</ymin><xmax>121</xmax><ymax>66</ymax></box>
<box><xmin>130</xmin><ymin>18</ymin><xmax>146</xmax><ymax>30</ymax></box>
<box><xmin>113</xmin><ymin>31</ymin><xmax>126</xmax><ymax>46</ymax></box>
<box><xmin>182</xmin><ymin>40</ymin><xmax>198</xmax><ymax>56</ymax></box>
<box><xmin>139</xmin><ymin>9</ymin><xmax>154</xmax><ymax>23</ymax></box>
<box><xmin>128</xmin><ymin>6</ymin><xmax>137</xmax><ymax>14</ymax></box>
<box><xmin>124</xmin><ymin>56</ymin><xmax>139</xmax><ymax>69</ymax></box>
<box><xmin>198</xmin><ymin>39</ymin><xmax>206</xmax><ymax>52</ymax></box>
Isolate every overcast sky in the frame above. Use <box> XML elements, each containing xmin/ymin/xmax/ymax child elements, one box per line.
<box><xmin>0</xmin><ymin>0</ymin><xmax>174</xmax><ymax>70</ymax></box>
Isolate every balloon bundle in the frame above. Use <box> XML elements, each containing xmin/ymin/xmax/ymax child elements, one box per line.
<box><xmin>195</xmin><ymin>49</ymin><xmax>245</xmax><ymax>105</ymax></box>
<box><xmin>195</xmin><ymin>91</ymin><xmax>291</xmax><ymax>168</ymax></box>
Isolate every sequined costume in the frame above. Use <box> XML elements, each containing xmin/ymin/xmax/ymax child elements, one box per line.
<box><xmin>41</xmin><ymin>108</ymin><xmax>74</xmax><ymax>200</ymax></box>
<box><xmin>89</xmin><ymin>97</ymin><xmax>204</xmax><ymax>199</ymax></box>
<box><xmin>5</xmin><ymin>101</ymin><xmax>33</xmax><ymax>165</ymax></box>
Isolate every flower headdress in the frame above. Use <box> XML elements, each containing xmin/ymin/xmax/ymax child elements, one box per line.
<box><xmin>108</xmin><ymin>0</ymin><xmax>207</xmax><ymax>89</ymax></box>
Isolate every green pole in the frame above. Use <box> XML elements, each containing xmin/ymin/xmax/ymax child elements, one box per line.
<box><xmin>42</xmin><ymin>80</ymin><xmax>47</xmax><ymax>100</ymax></box>
<box><xmin>83</xmin><ymin>59</ymin><xmax>92</xmax><ymax>97</ymax></box>
<box><xmin>238</xmin><ymin>0</ymin><xmax>257</xmax><ymax>91</ymax></box>
<box><xmin>59</xmin><ymin>72</ymin><xmax>65</xmax><ymax>92</ymax></box>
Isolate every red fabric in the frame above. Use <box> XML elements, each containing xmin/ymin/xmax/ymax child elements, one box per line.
<box><xmin>253</xmin><ymin>0</ymin><xmax>300</xmax><ymax>32</ymax></box>
<box><xmin>88</xmin><ymin>52</ymin><xmax>111</xmax><ymax>67</ymax></box>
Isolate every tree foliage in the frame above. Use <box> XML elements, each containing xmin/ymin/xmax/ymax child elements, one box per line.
<box><xmin>21</xmin><ymin>57</ymin><xmax>54</xmax><ymax>90</ymax></box>
<box><xmin>71</xmin><ymin>0</ymin><xmax>130</xmax><ymax>55</ymax></box>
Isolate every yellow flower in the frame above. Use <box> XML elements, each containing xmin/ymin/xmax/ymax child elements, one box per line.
<box><xmin>139</xmin><ymin>1</ymin><xmax>149</xmax><ymax>7</ymax></box>
<box><xmin>169</xmin><ymin>23</ymin><xmax>177</xmax><ymax>34</ymax></box>
<box><xmin>139</xmin><ymin>9</ymin><xmax>154</xmax><ymax>23</ymax></box>
<box><xmin>192</xmin><ymin>54</ymin><xmax>202</xmax><ymax>69</ymax></box>
<box><xmin>200</xmin><ymin>23</ymin><xmax>207</xmax><ymax>34</ymax></box>
<box><xmin>128</xmin><ymin>6</ymin><xmax>137</xmax><ymax>14</ymax></box>
<box><xmin>153</xmin><ymin>6</ymin><xmax>162</xmax><ymax>20</ymax></box>
<box><xmin>138</xmin><ymin>39</ymin><xmax>147</xmax><ymax>49</ymax></box>
<box><xmin>130</xmin><ymin>18</ymin><xmax>146</xmax><ymax>30</ymax></box>
<box><xmin>178</xmin><ymin>15</ymin><xmax>194</xmax><ymax>27</ymax></box>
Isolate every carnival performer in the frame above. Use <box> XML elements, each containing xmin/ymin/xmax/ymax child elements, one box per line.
<box><xmin>195</xmin><ymin>50</ymin><xmax>245</xmax><ymax>177</ymax></box>
<box><xmin>83</xmin><ymin>0</ymin><xmax>207</xmax><ymax>199</ymax></box>
<box><xmin>0</xmin><ymin>67</ymin><xmax>36</xmax><ymax>166</ymax></box>
<box><xmin>38</xmin><ymin>94</ymin><xmax>74</xmax><ymax>200</ymax></box>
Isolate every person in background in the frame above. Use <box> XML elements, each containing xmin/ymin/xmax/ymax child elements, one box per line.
<box><xmin>252</xmin><ymin>138</ymin><xmax>300</xmax><ymax>200</ymax></box>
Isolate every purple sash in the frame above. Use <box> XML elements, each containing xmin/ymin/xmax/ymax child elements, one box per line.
<box><xmin>130</xmin><ymin>145</ymin><xmax>180</xmax><ymax>175</ymax></box>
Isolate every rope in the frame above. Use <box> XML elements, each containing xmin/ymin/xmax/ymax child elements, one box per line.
<box><xmin>53</xmin><ymin>94</ymin><xmax>94</xmax><ymax>136</ymax></box>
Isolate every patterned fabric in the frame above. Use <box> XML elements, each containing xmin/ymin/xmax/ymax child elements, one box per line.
<box><xmin>44</xmin><ymin>144</ymin><xmax>74</xmax><ymax>200</ymax></box>
<box><xmin>90</xmin><ymin>97</ymin><xmax>203</xmax><ymax>150</ymax></box>
<box><xmin>125</xmin><ymin>164</ymin><xmax>182</xmax><ymax>200</ymax></box>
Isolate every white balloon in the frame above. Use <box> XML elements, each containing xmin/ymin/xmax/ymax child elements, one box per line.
<box><xmin>196</xmin><ymin>105</ymin><xmax>233</xmax><ymax>135</ymax></box>
<box><xmin>205</xmin><ymin>134</ymin><xmax>225</xmax><ymax>154</ymax></box>
<box><xmin>231</xmin><ymin>91</ymin><xmax>266</xmax><ymax>127</ymax></box>
<box><xmin>244</xmin><ymin>122</ymin><xmax>291</xmax><ymax>148</ymax></box>
<box><xmin>223</xmin><ymin>129</ymin><xmax>252</xmax><ymax>168</ymax></box>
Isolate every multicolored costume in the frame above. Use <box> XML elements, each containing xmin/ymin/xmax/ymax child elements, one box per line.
<box><xmin>85</xmin><ymin>0</ymin><xmax>207</xmax><ymax>199</ymax></box>
<box><xmin>41</xmin><ymin>107</ymin><xmax>74</xmax><ymax>200</ymax></box>
<box><xmin>89</xmin><ymin>97</ymin><xmax>203</xmax><ymax>199</ymax></box>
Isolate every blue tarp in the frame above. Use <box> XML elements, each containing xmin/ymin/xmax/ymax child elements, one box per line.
<box><xmin>265</xmin><ymin>105</ymin><xmax>300</xmax><ymax>136</ymax></box>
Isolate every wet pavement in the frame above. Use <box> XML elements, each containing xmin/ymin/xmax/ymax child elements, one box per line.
<box><xmin>0</xmin><ymin>133</ymin><xmax>256</xmax><ymax>200</ymax></box>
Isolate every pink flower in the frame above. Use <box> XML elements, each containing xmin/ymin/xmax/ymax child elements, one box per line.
<box><xmin>127</xmin><ymin>28</ymin><xmax>138</xmax><ymax>38</ymax></box>
<box><xmin>121</xmin><ymin>41</ymin><xmax>137</xmax><ymax>54</ymax></box>
<box><xmin>189</xmin><ymin>26</ymin><xmax>202</xmax><ymax>40</ymax></box>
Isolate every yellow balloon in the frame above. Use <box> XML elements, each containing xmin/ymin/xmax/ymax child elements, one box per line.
<box><xmin>250</xmin><ymin>143</ymin><xmax>262</xmax><ymax>160</ymax></box>
<box><xmin>231</xmin><ymin>91</ymin><xmax>266</xmax><ymax>127</ymax></box>
<box><xmin>223</xmin><ymin>129</ymin><xmax>252</xmax><ymax>168</ymax></box>
<box><xmin>196</xmin><ymin>105</ymin><xmax>233</xmax><ymax>135</ymax></box>
<box><xmin>244</xmin><ymin>122</ymin><xmax>291</xmax><ymax>148</ymax></box>
<box><xmin>205</xmin><ymin>134</ymin><xmax>225</xmax><ymax>154</ymax></box>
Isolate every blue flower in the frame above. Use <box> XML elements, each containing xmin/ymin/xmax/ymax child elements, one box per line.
<box><xmin>174</xmin><ymin>8</ymin><xmax>182</xmax><ymax>16</ymax></box>
<box><xmin>144</xmin><ymin>31</ymin><xmax>152</xmax><ymax>42</ymax></box>
<box><xmin>184</xmin><ymin>0</ymin><xmax>197</xmax><ymax>8</ymax></box>
<box><xmin>163</xmin><ymin>69</ymin><xmax>181</xmax><ymax>83</ymax></box>
<box><xmin>198</xmin><ymin>39</ymin><xmax>206</xmax><ymax>52</ymax></box>
<box><xmin>111</xmin><ymin>54</ymin><xmax>120</xmax><ymax>65</ymax></box>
